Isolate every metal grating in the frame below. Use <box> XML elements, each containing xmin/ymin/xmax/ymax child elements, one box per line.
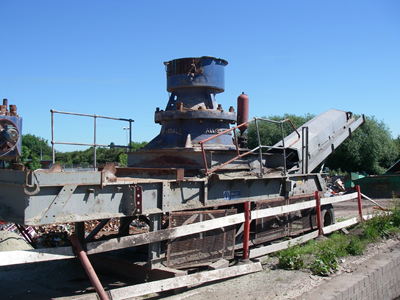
<box><xmin>255</xmin><ymin>198</ymin><xmax>288</xmax><ymax>244</ymax></box>
<box><xmin>288</xmin><ymin>195</ymin><xmax>314</xmax><ymax>235</ymax></box>
<box><xmin>167</xmin><ymin>209</ymin><xmax>236</xmax><ymax>269</ymax></box>
<box><xmin>255</xmin><ymin>195</ymin><xmax>316</xmax><ymax>244</ymax></box>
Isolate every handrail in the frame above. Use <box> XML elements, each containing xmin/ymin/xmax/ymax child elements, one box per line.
<box><xmin>51</xmin><ymin>109</ymin><xmax>134</xmax><ymax>170</ymax></box>
<box><xmin>199</xmin><ymin>117</ymin><xmax>301</xmax><ymax>176</ymax></box>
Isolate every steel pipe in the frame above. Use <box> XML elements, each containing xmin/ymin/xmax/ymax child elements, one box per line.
<box><xmin>69</xmin><ymin>234</ymin><xmax>109</xmax><ymax>300</ymax></box>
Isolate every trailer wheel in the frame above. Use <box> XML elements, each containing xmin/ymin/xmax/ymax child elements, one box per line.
<box><xmin>321</xmin><ymin>204</ymin><xmax>335</xmax><ymax>227</ymax></box>
<box><xmin>309</xmin><ymin>204</ymin><xmax>335</xmax><ymax>230</ymax></box>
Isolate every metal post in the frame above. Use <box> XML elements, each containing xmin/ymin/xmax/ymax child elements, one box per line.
<box><xmin>254</xmin><ymin>118</ymin><xmax>263</xmax><ymax>176</ymax></box>
<box><xmin>94</xmin><ymin>115</ymin><xmax>97</xmax><ymax>170</ymax></box>
<box><xmin>51</xmin><ymin>109</ymin><xmax>55</xmax><ymax>164</ymax></box>
<box><xmin>305</xmin><ymin>127</ymin><xmax>309</xmax><ymax>173</ymax></box>
<box><xmin>280</xmin><ymin>122</ymin><xmax>286</xmax><ymax>175</ymax></box>
<box><xmin>38</xmin><ymin>138</ymin><xmax>43</xmax><ymax>161</ymax></box>
<box><xmin>302</xmin><ymin>127</ymin><xmax>309</xmax><ymax>174</ymax></box>
<box><xmin>129</xmin><ymin>120</ymin><xmax>133</xmax><ymax>152</ymax></box>
<box><xmin>243</xmin><ymin>201</ymin><xmax>251</xmax><ymax>260</ymax></box>
<box><xmin>356</xmin><ymin>185</ymin><xmax>363</xmax><ymax>220</ymax></box>
<box><xmin>69</xmin><ymin>234</ymin><xmax>109</xmax><ymax>300</ymax></box>
<box><xmin>315</xmin><ymin>191</ymin><xmax>322</xmax><ymax>235</ymax></box>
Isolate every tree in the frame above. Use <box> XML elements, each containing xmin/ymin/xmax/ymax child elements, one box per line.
<box><xmin>247</xmin><ymin>113</ymin><xmax>315</xmax><ymax>150</ymax></box>
<box><xmin>54</xmin><ymin>151</ymin><xmax>72</xmax><ymax>165</ymax></box>
<box><xmin>28</xmin><ymin>155</ymin><xmax>42</xmax><ymax>170</ymax></box>
<box><xmin>119</xmin><ymin>153</ymin><xmax>127</xmax><ymax>167</ymax></box>
<box><xmin>326</xmin><ymin>116</ymin><xmax>398</xmax><ymax>175</ymax></box>
<box><xmin>51</xmin><ymin>141</ymin><xmax>148</xmax><ymax>167</ymax></box>
<box><xmin>20</xmin><ymin>145</ymin><xmax>31</xmax><ymax>166</ymax></box>
<box><xmin>21</xmin><ymin>134</ymin><xmax>52</xmax><ymax>160</ymax></box>
<box><xmin>129</xmin><ymin>141</ymin><xmax>148</xmax><ymax>151</ymax></box>
<box><xmin>394</xmin><ymin>135</ymin><xmax>400</xmax><ymax>161</ymax></box>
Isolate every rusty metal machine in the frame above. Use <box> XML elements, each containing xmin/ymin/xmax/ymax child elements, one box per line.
<box><xmin>0</xmin><ymin>98</ymin><xmax>22</xmax><ymax>165</ymax></box>
<box><xmin>0</xmin><ymin>56</ymin><xmax>365</xmax><ymax>270</ymax></box>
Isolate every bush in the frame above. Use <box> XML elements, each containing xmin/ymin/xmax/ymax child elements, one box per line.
<box><xmin>362</xmin><ymin>211</ymin><xmax>391</xmax><ymax>241</ymax></box>
<box><xmin>277</xmin><ymin>243</ymin><xmax>304</xmax><ymax>270</ymax></box>
<box><xmin>390</xmin><ymin>197</ymin><xmax>400</xmax><ymax>227</ymax></box>
<box><xmin>345</xmin><ymin>236</ymin><xmax>366</xmax><ymax>256</ymax></box>
<box><xmin>311</xmin><ymin>248</ymin><xmax>338</xmax><ymax>276</ymax></box>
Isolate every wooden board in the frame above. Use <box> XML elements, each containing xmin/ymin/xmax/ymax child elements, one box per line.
<box><xmin>0</xmin><ymin>246</ymin><xmax>75</xmax><ymax>266</ymax></box>
<box><xmin>108</xmin><ymin>262</ymin><xmax>263</xmax><ymax>300</ymax></box>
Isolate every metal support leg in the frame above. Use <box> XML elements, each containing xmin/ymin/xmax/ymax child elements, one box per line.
<box><xmin>148</xmin><ymin>213</ymin><xmax>162</xmax><ymax>269</ymax></box>
<box><xmin>119</xmin><ymin>216</ymin><xmax>135</xmax><ymax>236</ymax></box>
<box><xmin>70</xmin><ymin>234</ymin><xmax>109</xmax><ymax>300</ymax></box>
<box><xmin>75</xmin><ymin>221</ymin><xmax>85</xmax><ymax>247</ymax></box>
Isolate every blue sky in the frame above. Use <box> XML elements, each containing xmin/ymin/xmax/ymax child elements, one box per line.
<box><xmin>1</xmin><ymin>1</ymin><xmax>399</xmax><ymax>152</ymax></box>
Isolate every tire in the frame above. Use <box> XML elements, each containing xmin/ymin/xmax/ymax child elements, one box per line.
<box><xmin>321</xmin><ymin>204</ymin><xmax>335</xmax><ymax>227</ymax></box>
<box><xmin>309</xmin><ymin>204</ymin><xmax>335</xmax><ymax>230</ymax></box>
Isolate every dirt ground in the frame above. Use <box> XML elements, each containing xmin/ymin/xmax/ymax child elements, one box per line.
<box><xmin>0</xmin><ymin>197</ymin><xmax>396</xmax><ymax>300</ymax></box>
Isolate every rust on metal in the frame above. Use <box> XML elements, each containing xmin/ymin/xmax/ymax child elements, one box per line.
<box><xmin>9</xmin><ymin>105</ymin><xmax>18</xmax><ymax>117</ymax></box>
<box><xmin>102</xmin><ymin>166</ymin><xmax>185</xmax><ymax>181</ymax></box>
<box><xmin>237</xmin><ymin>92</ymin><xmax>249</xmax><ymax>133</ymax></box>
<box><xmin>69</xmin><ymin>234</ymin><xmax>109</xmax><ymax>300</ymax></box>
<box><xmin>135</xmin><ymin>185</ymin><xmax>143</xmax><ymax>214</ymax></box>
<box><xmin>315</xmin><ymin>191</ymin><xmax>322</xmax><ymax>236</ymax></box>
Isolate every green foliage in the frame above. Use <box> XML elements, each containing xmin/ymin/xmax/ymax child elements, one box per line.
<box><xmin>247</xmin><ymin>113</ymin><xmax>315</xmax><ymax>150</ymax></box>
<box><xmin>311</xmin><ymin>247</ymin><xmax>338</xmax><ymax>276</ymax></box>
<box><xmin>53</xmin><ymin>141</ymin><xmax>148</xmax><ymax>166</ymax></box>
<box><xmin>394</xmin><ymin>136</ymin><xmax>400</xmax><ymax>161</ymax></box>
<box><xmin>28</xmin><ymin>155</ymin><xmax>42</xmax><ymax>170</ymax></box>
<box><xmin>277</xmin><ymin>242</ymin><xmax>304</xmax><ymax>270</ymax></box>
<box><xmin>345</xmin><ymin>236</ymin><xmax>365</xmax><ymax>256</ymax></box>
<box><xmin>274</xmin><ymin>196</ymin><xmax>400</xmax><ymax>277</ymax></box>
<box><xmin>272</xmin><ymin>196</ymin><xmax>400</xmax><ymax>277</ymax></box>
<box><xmin>20</xmin><ymin>145</ymin><xmax>31</xmax><ymax>165</ymax></box>
<box><xmin>21</xmin><ymin>134</ymin><xmax>52</xmax><ymax>159</ymax></box>
<box><xmin>390</xmin><ymin>198</ymin><xmax>400</xmax><ymax>228</ymax></box>
<box><xmin>119</xmin><ymin>153</ymin><xmax>127</xmax><ymax>167</ymax></box>
<box><xmin>130</xmin><ymin>141</ymin><xmax>148</xmax><ymax>151</ymax></box>
<box><xmin>326</xmin><ymin>168</ymin><xmax>348</xmax><ymax>176</ymax></box>
<box><xmin>326</xmin><ymin>115</ymin><xmax>398</xmax><ymax>175</ymax></box>
<box><xmin>321</xmin><ymin>232</ymin><xmax>349</xmax><ymax>258</ymax></box>
<box><xmin>298</xmin><ymin>239</ymin><xmax>318</xmax><ymax>255</ymax></box>
<box><xmin>360</xmin><ymin>196</ymin><xmax>400</xmax><ymax>242</ymax></box>
<box><xmin>362</xmin><ymin>211</ymin><xmax>392</xmax><ymax>241</ymax></box>
<box><xmin>20</xmin><ymin>134</ymin><xmax>51</xmax><ymax>170</ymax></box>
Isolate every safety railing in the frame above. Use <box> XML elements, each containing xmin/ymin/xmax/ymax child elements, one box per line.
<box><xmin>50</xmin><ymin>109</ymin><xmax>134</xmax><ymax>169</ymax></box>
<box><xmin>199</xmin><ymin>117</ymin><xmax>300</xmax><ymax>176</ymax></box>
